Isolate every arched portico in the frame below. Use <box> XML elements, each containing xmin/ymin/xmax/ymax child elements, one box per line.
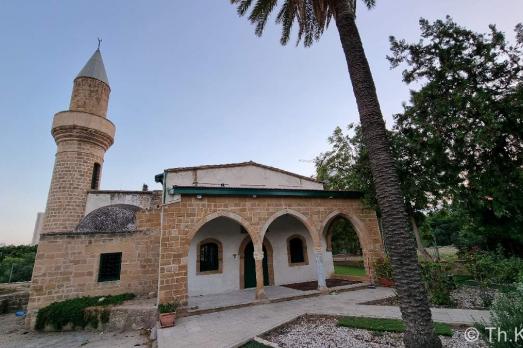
<box><xmin>261</xmin><ymin>209</ymin><xmax>327</xmax><ymax>290</ymax></box>
<box><xmin>260</xmin><ymin>209</ymin><xmax>319</xmax><ymax>248</ymax></box>
<box><xmin>187</xmin><ymin>210</ymin><xmax>259</xmax><ymax>245</ymax></box>
<box><xmin>320</xmin><ymin>210</ymin><xmax>377</xmax><ymax>280</ymax></box>
<box><xmin>186</xmin><ymin>212</ymin><xmax>268</xmax><ymax>299</ymax></box>
<box><xmin>155</xmin><ymin>194</ymin><xmax>384</xmax><ymax>307</ymax></box>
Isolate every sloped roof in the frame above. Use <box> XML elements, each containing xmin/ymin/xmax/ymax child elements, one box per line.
<box><xmin>76</xmin><ymin>49</ymin><xmax>109</xmax><ymax>85</ymax></box>
<box><xmin>164</xmin><ymin>161</ymin><xmax>320</xmax><ymax>183</ymax></box>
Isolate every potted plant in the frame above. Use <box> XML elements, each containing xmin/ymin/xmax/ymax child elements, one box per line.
<box><xmin>374</xmin><ymin>258</ymin><xmax>394</xmax><ymax>287</ymax></box>
<box><xmin>158</xmin><ymin>302</ymin><xmax>179</xmax><ymax>328</ymax></box>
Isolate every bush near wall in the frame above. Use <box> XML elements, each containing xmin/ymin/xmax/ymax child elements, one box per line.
<box><xmin>35</xmin><ymin>293</ymin><xmax>135</xmax><ymax>331</ymax></box>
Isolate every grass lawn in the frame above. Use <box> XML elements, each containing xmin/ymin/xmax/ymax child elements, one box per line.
<box><xmin>338</xmin><ymin>316</ymin><xmax>453</xmax><ymax>336</ymax></box>
<box><xmin>334</xmin><ymin>264</ymin><xmax>366</xmax><ymax>277</ymax></box>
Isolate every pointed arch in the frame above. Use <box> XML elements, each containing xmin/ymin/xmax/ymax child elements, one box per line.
<box><xmin>320</xmin><ymin>210</ymin><xmax>374</xmax><ymax>278</ymax></box>
<box><xmin>187</xmin><ymin>210</ymin><xmax>258</xmax><ymax>245</ymax></box>
<box><xmin>320</xmin><ymin>210</ymin><xmax>370</xmax><ymax>249</ymax></box>
<box><xmin>260</xmin><ymin>209</ymin><xmax>319</xmax><ymax>248</ymax></box>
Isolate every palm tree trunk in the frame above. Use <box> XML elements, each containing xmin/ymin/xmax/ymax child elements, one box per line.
<box><xmin>332</xmin><ymin>1</ymin><xmax>441</xmax><ymax>347</ymax></box>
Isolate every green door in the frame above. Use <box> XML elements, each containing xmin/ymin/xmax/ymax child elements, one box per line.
<box><xmin>244</xmin><ymin>242</ymin><xmax>269</xmax><ymax>288</ymax></box>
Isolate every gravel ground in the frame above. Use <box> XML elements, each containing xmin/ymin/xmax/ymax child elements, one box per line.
<box><xmin>0</xmin><ymin>313</ymin><xmax>150</xmax><ymax>348</ymax></box>
<box><xmin>451</xmin><ymin>286</ymin><xmax>498</xmax><ymax>309</ymax></box>
<box><xmin>363</xmin><ymin>285</ymin><xmax>498</xmax><ymax>310</ymax></box>
<box><xmin>262</xmin><ymin>315</ymin><xmax>486</xmax><ymax>348</ymax></box>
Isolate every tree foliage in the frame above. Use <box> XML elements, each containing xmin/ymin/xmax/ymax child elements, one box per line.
<box><xmin>316</xmin><ymin>18</ymin><xmax>523</xmax><ymax>255</ymax></box>
<box><xmin>330</xmin><ymin>218</ymin><xmax>362</xmax><ymax>255</ymax></box>
<box><xmin>389</xmin><ymin>17</ymin><xmax>523</xmax><ymax>255</ymax></box>
<box><xmin>0</xmin><ymin>245</ymin><xmax>37</xmax><ymax>283</ymax></box>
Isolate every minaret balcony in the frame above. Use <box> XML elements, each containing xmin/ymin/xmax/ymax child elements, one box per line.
<box><xmin>51</xmin><ymin>110</ymin><xmax>115</xmax><ymax>151</ymax></box>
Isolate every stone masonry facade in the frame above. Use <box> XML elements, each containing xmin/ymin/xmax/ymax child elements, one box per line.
<box><xmin>43</xmin><ymin>145</ymin><xmax>105</xmax><ymax>233</ymax></box>
<box><xmin>69</xmin><ymin>77</ymin><xmax>110</xmax><ymax>117</ymax></box>
<box><xmin>42</xmin><ymin>75</ymin><xmax>115</xmax><ymax>234</ymax></box>
<box><xmin>28</xmin><ymin>194</ymin><xmax>383</xmax><ymax>322</ymax></box>
<box><xmin>29</xmin><ymin>49</ymin><xmax>386</xmax><ymax>328</ymax></box>
<box><xmin>27</xmin><ymin>228</ymin><xmax>160</xmax><ymax>323</ymax></box>
<box><xmin>150</xmin><ymin>195</ymin><xmax>384</xmax><ymax>306</ymax></box>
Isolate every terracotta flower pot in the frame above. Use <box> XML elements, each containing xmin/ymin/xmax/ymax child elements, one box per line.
<box><xmin>159</xmin><ymin>312</ymin><xmax>176</xmax><ymax>328</ymax></box>
<box><xmin>378</xmin><ymin>278</ymin><xmax>395</xmax><ymax>287</ymax></box>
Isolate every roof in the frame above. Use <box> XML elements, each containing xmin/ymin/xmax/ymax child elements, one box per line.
<box><xmin>163</xmin><ymin>161</ymin><xmax>320</xmax><ymax>183</ymax></box>
<box><xmin>167</xmin><ymin>186</ymin><xmax>363</xmax><ymax>199</ymax></box>
<box><xmin>76</xmin><ymin>49</ymin><xmax>109</xmax><ymax>85</ymax></box>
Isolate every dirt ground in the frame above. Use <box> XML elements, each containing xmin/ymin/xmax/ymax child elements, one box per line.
<box><xmin>0</xmin><ymin>313</ymin><xmax>151</xmax><ymax>348</ymax></box>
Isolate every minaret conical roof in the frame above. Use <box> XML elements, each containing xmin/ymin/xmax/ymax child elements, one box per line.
<box><xmin>76</xmin><ymin>49</ymin><xmax>109</xmax><ymax>86</ymax></box>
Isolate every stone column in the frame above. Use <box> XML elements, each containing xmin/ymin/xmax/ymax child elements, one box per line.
<box><xmin>253</xmin><ymin>249</ymin><xmax>267</xmax><ymax>300</ymax></box>
<box><xmin>314</xmin><ymin>247</ymin><xmax>327</xmax><ymax>291</ymax></box>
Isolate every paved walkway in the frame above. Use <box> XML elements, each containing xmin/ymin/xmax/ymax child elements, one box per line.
<box><xmin>158</xmin><ymin>287</ymin><xmax>491</xmax><ymax>348</ymax></box>
<box><xmin>188</xmin><ymin>283</ymin><xmax>364</xmax><ymax>312</ymax></box>
<box><xmin>188</xmin><ymin>286</ymin><xmax>305</xmax><ymax>311</ymax></box>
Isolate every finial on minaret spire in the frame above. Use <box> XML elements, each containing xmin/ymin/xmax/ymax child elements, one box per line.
<box><xmin>76</xmin><ymin>45</ymin><xmax>109</xmax><ymax>85</ymax></box>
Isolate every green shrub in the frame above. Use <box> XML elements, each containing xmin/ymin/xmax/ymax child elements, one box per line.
<box><xmin>465</xmin><ymin>249</ymin><xmax>523</xmax><ymax>288</ymax></box>
<box><xmin>374</xmin><ymin>258</ymin><xmax>393</xmax><ymax>279</ymax></box>
<box><xmin>420</xmin><ymin>261</ymin><xmax>455</xmax><ymax>306</ymax></box>
<box><xmin>158</xmin><ymin>301</ymin><xmax>179</xmax><ymax>314</ymax></box>
<box><xmin>35</xmin><ymin>293</ymin><xmax>135</xmax><ymax>331</ymax></box>
<box><xmin>480</xmin><ymin>285</ymin><xmax>523</xmax><ymax>348</ymax></box>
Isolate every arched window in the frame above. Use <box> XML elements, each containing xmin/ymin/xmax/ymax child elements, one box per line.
<box><xmin>91</xmin><ymin>163</ymin><xmax>101</xmax><ymax>190</ymax></box>
<box><xmin>197</xmin><ymin>238</ymin><xmax>223</xmax><ymax>274</ymax></box>
<box><xmin>287</xmin><ymin>235</ymin><xmax>308</xmax><ymax>266</ymax></box>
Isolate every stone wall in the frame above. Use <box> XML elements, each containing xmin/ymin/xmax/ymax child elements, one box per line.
<box><xmin>152</xmin><ymin>195</ymin><xmax>384</xmax><ymax>305</ymax></box>
<box><xmin>28</xmin><ymin>193</ymin><xmax>383</xmax><ymax>326</ymax></box>
<box><xmin>69</xmin><ymin>77</ymin><xmax>110</xmax><ymax>118</ymax></box>
<box><xmin>26</xmin><ymin>227</ymin><xmax>160</xmax><ymax>326</ymax></box>
<box><xmin>0</xmin><ymin>282</ymin><xmax>30</xmax><ymax>313</ymax></box>
<box><xmin>43</xmin><ymin>146</ymin><xmax>105</xmax><ymax>233</ymax></box>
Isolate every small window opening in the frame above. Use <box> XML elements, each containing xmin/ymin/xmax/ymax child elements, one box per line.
<box><xmin>98</xmin><ymin>252</ymin><xmax>122</xmax><ymax>282</ymax></box>
<box><xmin>289</xmin><ymin>237</ymin><xmax>305</xmax><ymax>264</ymax></box>
<box><xmin>199</xmin><ymin>242</ymin><xmax>219</xmax><ymax>272</ymax></box>
<box><xmin>91</xmin><ymin>163</ymin><xmax>101</xmax><ymax>190</ymax></box>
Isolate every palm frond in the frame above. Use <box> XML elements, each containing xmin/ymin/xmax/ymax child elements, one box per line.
<box><xmin>248</xmin><ymin>0</ymin><xmax>278</xmax><ymax>37</ymax></box>
<box><xmin>231</xmin><ymin>0</ymin><xmax>377</xmax><ymax>47</ymax></box>
<box><xmin>362</xmin><ymin>0</ymin><xmax>376</xmax><ymax>9</ymax></box>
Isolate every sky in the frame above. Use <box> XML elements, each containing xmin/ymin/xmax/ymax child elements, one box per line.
<box><xmin>0</xmin><ymin>0</ymin><xmax>521</xmax><ymax>245</ymax></box>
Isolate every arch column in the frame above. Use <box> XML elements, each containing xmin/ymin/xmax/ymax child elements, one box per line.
<box><xmin>253</xmin><ymin>246</ymin><xmax>267</xmax><ymax>300</ymax></box>
<box><xmin>314</xmin><ymin>246</ymin><xmax>327</xmax><ymax>291</ymax></box>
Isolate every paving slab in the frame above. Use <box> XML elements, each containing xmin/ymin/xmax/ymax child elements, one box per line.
<box><xmin>158</xmin><ymin>287</ymin><xmax>491</xmax><ymax>348</ymax></box>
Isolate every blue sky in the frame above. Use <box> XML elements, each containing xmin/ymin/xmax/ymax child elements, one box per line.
<box><xmin>1</xmin><ymin>0</ymin><xmax>522</xmax><ymax>244</ymax></box>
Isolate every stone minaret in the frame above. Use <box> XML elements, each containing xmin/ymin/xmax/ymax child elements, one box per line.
<box><xmin>42</xmin><ymin>48</ymin><xmax>115</xmax><ymax>233</ymax></box>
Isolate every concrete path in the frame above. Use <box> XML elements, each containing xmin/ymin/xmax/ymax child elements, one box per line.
<box><xmin>158</xmin><ymin>287</ymin><xmax>491</xmax><ymax>348</ymax></box>
<box><xmin>187</xmin><ymin>284</ymin><xmax>365</xmax><ymax>313</ymax></box>
<box><xmin>188</xmin><ymin>286</ymin><xmax>305</xmax><ymax>311</ymax></box>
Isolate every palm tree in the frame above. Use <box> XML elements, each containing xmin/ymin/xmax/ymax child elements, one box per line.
<box><xmin>230</xmin><ymin>1</ymin><xmax>441</xmax><ymax>347</ymax></box>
